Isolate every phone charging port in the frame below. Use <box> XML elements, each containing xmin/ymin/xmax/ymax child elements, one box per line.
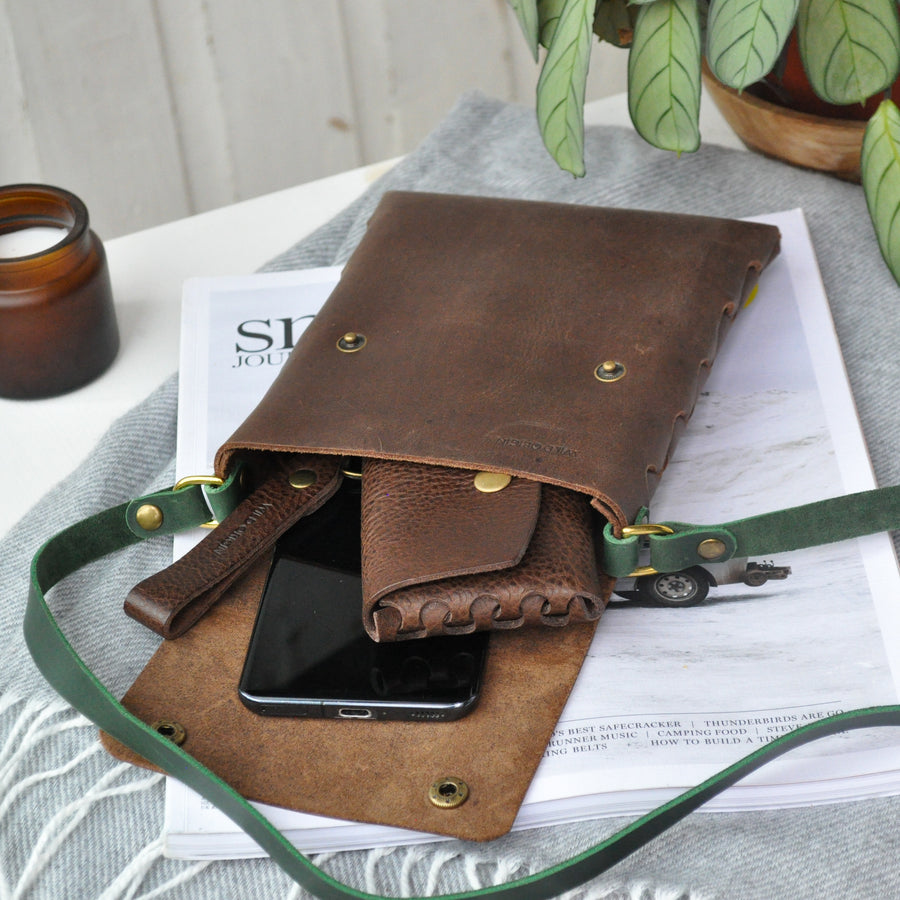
<box><xmin>338</xmin><ymin>707</ymin><xmax>373</xmax><ymax>719</ymax></box>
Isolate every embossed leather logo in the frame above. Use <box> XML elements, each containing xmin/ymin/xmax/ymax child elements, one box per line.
<box><xmin>491</xmin><ymin>436</ymin><xmax>578</xmax><ymax>458</ymax></box>
<box><xmin>213</xmin><ymin>502</ymin><xmax>274</xmax><ymax>555</ymax></box>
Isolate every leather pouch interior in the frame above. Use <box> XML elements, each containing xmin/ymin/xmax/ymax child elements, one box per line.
<box><xmin>105</xmin><ymin>559</ymin><xmax>598</xmax><ymax>842</ymax></box>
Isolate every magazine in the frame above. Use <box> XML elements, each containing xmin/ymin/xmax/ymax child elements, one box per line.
<box><xmin>165</xmin><ymin>209</ymin><xmax>900</xmax><ymax>857</ymax></box>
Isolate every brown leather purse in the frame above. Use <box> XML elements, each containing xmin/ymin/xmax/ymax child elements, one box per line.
<box><xmin>125</xmin><ymin>191</ymin><xmax>780</xmax><ymax>644</ymax></box>
<box><xmin>106</xmin><ymin>192</ymin><xmax>780</xmax><ymax>840</ymax></box>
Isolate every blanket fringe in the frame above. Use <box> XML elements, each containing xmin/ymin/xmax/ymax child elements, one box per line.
<box><xmin>0</xmin><ymin>696</ymin><xmax>704</xmax><ymax>899</ymax></box>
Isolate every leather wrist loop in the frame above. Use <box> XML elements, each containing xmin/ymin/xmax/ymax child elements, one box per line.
<box><xmin>0</xmin><ymin>184</ymin><xmax>119</xmax><ymax>399</ymax></box>
<box><xmin>124</xmin><ymin>455</ymin><xmax>343</xmax><ymax>638</ymax></box>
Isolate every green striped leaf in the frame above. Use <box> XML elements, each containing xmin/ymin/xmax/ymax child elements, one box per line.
<box><xmin>536</xmin><ymin>0</ymin><xmax>595</xmax><ymax>175</ymax></box>
<box><xmin>798</xmin><ymin>0</ymin><xmax>900</xmax><ymax>105</ymax></box>
<box><xmin>706</xmin><ymin>0</ymin><xmax>799</xmax><ymax>90</ymax></box>
<box><xmin>861</xmin><ymin>99</ymin><xmax>900</xmax><ymax>283</ymax></box>
<box><xmin>509</xmin><ymin>0</ymin><xmax>540</xmax><ymax>60</ymax></box>
<box><xmin>538</xmin><ymin>0</ymin><xmax>567</xmax><ymax>49</ymax></box>
<box><xmin>628</xmin><ymin>0</ymin><xmax>701</xmax><ymax>153</ymax></box>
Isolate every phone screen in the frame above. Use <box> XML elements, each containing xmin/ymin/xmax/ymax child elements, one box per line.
<box><xmin>239</xmin><ymin>476</ymin><xmax>488</xmax><ymax>720</ymax></box>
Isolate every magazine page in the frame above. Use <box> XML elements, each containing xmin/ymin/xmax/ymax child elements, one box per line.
<box><xmin>165</xmin><ymin>210</ymin><xmax>900</xmax><ymax>857</ymax></box>
<box><xmin>523</xmin><ymin>210</ymin><xmax>900</xmax><ymax>817</ymax></box>
<box><xmin>173</xmin><ymin>267</ymin><xmax>342</xmax><ymax>560</ymax></box>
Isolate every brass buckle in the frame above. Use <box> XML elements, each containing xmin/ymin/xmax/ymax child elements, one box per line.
<box><xmin>621</xmin><ymin>523</ymin><xmax>675</xmax><ymax>537</ymax></box>
<box><xmin>340</xmin><ymin>459</ymin><xmax>362</xmax><ymax>480</ymax></box>
<box><xmin>173</xmin><ymin>474</ymin><xmax>225</xmax><ymax>529</ymax></box>
<box><xmin>621</xmin><ymin>523</ymin><xmax>674</xmax><ymax>578</ymax></box>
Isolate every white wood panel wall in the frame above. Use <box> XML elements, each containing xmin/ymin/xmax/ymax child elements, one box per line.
<box><xmin>0</xmin><ymin>1</ymin><xmax>628</xmax><ymax>239</ymax></box>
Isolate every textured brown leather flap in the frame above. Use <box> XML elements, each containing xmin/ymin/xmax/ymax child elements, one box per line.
<box><xmin>360</xmin><ymin>458</ymin><xmax>541</xmax><ymax>604</ymax></box>
<box><xmin>361</xmin><ymin>460</ymin><xmax>604</xmax><ymax>641</ymax></box>
<box><xmin>103</xmin><ymin>556</ymin><xmax>601</xmax><ymax>842</ymax></box>
<box><xmin>217</xmin><ymin>192</ymin><xmax>781</xmax><ymax>527</ymax></box>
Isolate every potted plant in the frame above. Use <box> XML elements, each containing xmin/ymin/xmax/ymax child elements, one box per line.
<box><xmin>509</xmin><ymin>0</ymin><xmax>900</xmax><ymax>285</ymax></box>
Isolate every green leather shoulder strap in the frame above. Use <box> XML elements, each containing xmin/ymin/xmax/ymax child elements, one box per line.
<box><xmin>601</xmin><ymin>484</ymin><xmax>900</xmax><ymax>578</ymax></box>
<box><xmin>23</xmin><ymin>479</ymin><xmax>900</xmax><ymax>899</ymax></box>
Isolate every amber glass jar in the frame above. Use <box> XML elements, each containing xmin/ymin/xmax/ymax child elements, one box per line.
<box><xmin>0</xmin><ymin>184</ymin><xmax>118</xmax><ymax>399</ymax></box>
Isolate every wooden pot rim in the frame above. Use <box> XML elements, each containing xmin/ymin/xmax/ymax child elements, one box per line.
<box><xmin>701</xmin><ymin>60</ymin><xmax>865</xmax><ymax>182</ymax></box>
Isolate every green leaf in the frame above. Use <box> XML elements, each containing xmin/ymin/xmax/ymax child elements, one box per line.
<box><xmin>538</xmin><ymin>0</ymin><xmax>567</xmax><ymax>48</ymax></box>
<box><xmin>861</xmin><ymin>99</ymin><xmax>900</xmax><ymax>283</ymax></box>
<box><xmin>628</xmin><ymin>0</ymin><xmax>702</xmax><ymax>153</ymax></box>
<box><xmin>798</xmin><ymin>0</ymin><xmax>900</xmax><ymax>105</ymax></box>
<box><xmin>536</xmin><ymin>0</ymin><xmax>595</xmax><ymax>175</ymax></box>
<box><xmin>706</xmin><ymin>0</ymin><xmax>799</xmax><ymax>90</ymax></box>
<box><xmin>509</xmin><ymin>0</ymin><xmax>541</xmax><ymax>60</ymax></box>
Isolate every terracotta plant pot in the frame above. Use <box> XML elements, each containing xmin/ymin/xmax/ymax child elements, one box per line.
<box><xmin>702</xmin><ymin>59</ymin><xmax>866</xmax><ymax>183</ymax></box>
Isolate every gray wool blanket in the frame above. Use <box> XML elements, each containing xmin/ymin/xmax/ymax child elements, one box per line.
<box><xmin>3</xmin><ymin>92</ymin><xmax>900</xmax><ymax>899</ymax></box>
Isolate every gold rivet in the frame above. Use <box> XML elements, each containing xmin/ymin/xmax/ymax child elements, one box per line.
<box><xmin>135</xmin><ymin>504</ymin><xmax>163</xmax><ymax>531</ymax></box>
<box><xmin>151</xmin><ymin>720</ymin><xmax>186</xmax><ymax>746</ymax></box>
<box><xmin>289</xmin><ymin>469</ymin><xmax>318</xmax><ymax>490</ymax></box>
<box><xmin>594</xmin><ymin>360</ymin><xmax>626</xmax><ymax>382</ymax></box>
<box><xmin>473</xmin><ymin>471</ymin><xmax>512</xmax><ymax>493</ymax></box>
<box><xmin>698</xmin><ymin>538</ymin><xmax>727</xmax><ymax>560</ymax></box>
<box><xmin>428</xmin><ymin>776</ymin><xmax>469</xmax><ymax>809</ymax></box>
<box><xmin>337</xmin><ymin>332</ymin><xmax>367</xmax><ymax>352</ymax></box>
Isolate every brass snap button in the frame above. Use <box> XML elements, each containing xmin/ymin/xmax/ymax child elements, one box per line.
<box><xmin>698</xmin><ymin>538</ymin><xmax>727</xmax><ymax>560</ymax></box>
<box><xmin>135</xmin><ymin>504</ymin><xmax>164</xmax><ymax>531</ymax></box>
<box><xmin>151</xmin><ymin>720</ymin><xmax>186</xmax><ymax>746</ymax></box>
<box><xmin>428</xmin><ymin>776</ymin><xmax>469</xmax><ymax>809</ymax></box>
<box><xmin>594</xmin><ymin>360</ymin><xmax>626</xmax><ymax>382</ymax></box>
<box><xmin>473</xmin><ymin>472</ymin><xmax>512</xmax><ymax>493</ymax></box>
<box><xmin>289</xmin><ymin>469</ymin><xmax>318</xmax><ymax>489</ymax></box>
<box><xmin>337</xmin><ymin>332</ymin><xmax>367</xmax><ymax>352</ymax></box>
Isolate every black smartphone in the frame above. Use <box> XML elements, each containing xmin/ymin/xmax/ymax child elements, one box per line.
<box><xmin>238</xmin><ymin>475</ymin><xmax>488</xmax><ymax>721</ymax></box>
